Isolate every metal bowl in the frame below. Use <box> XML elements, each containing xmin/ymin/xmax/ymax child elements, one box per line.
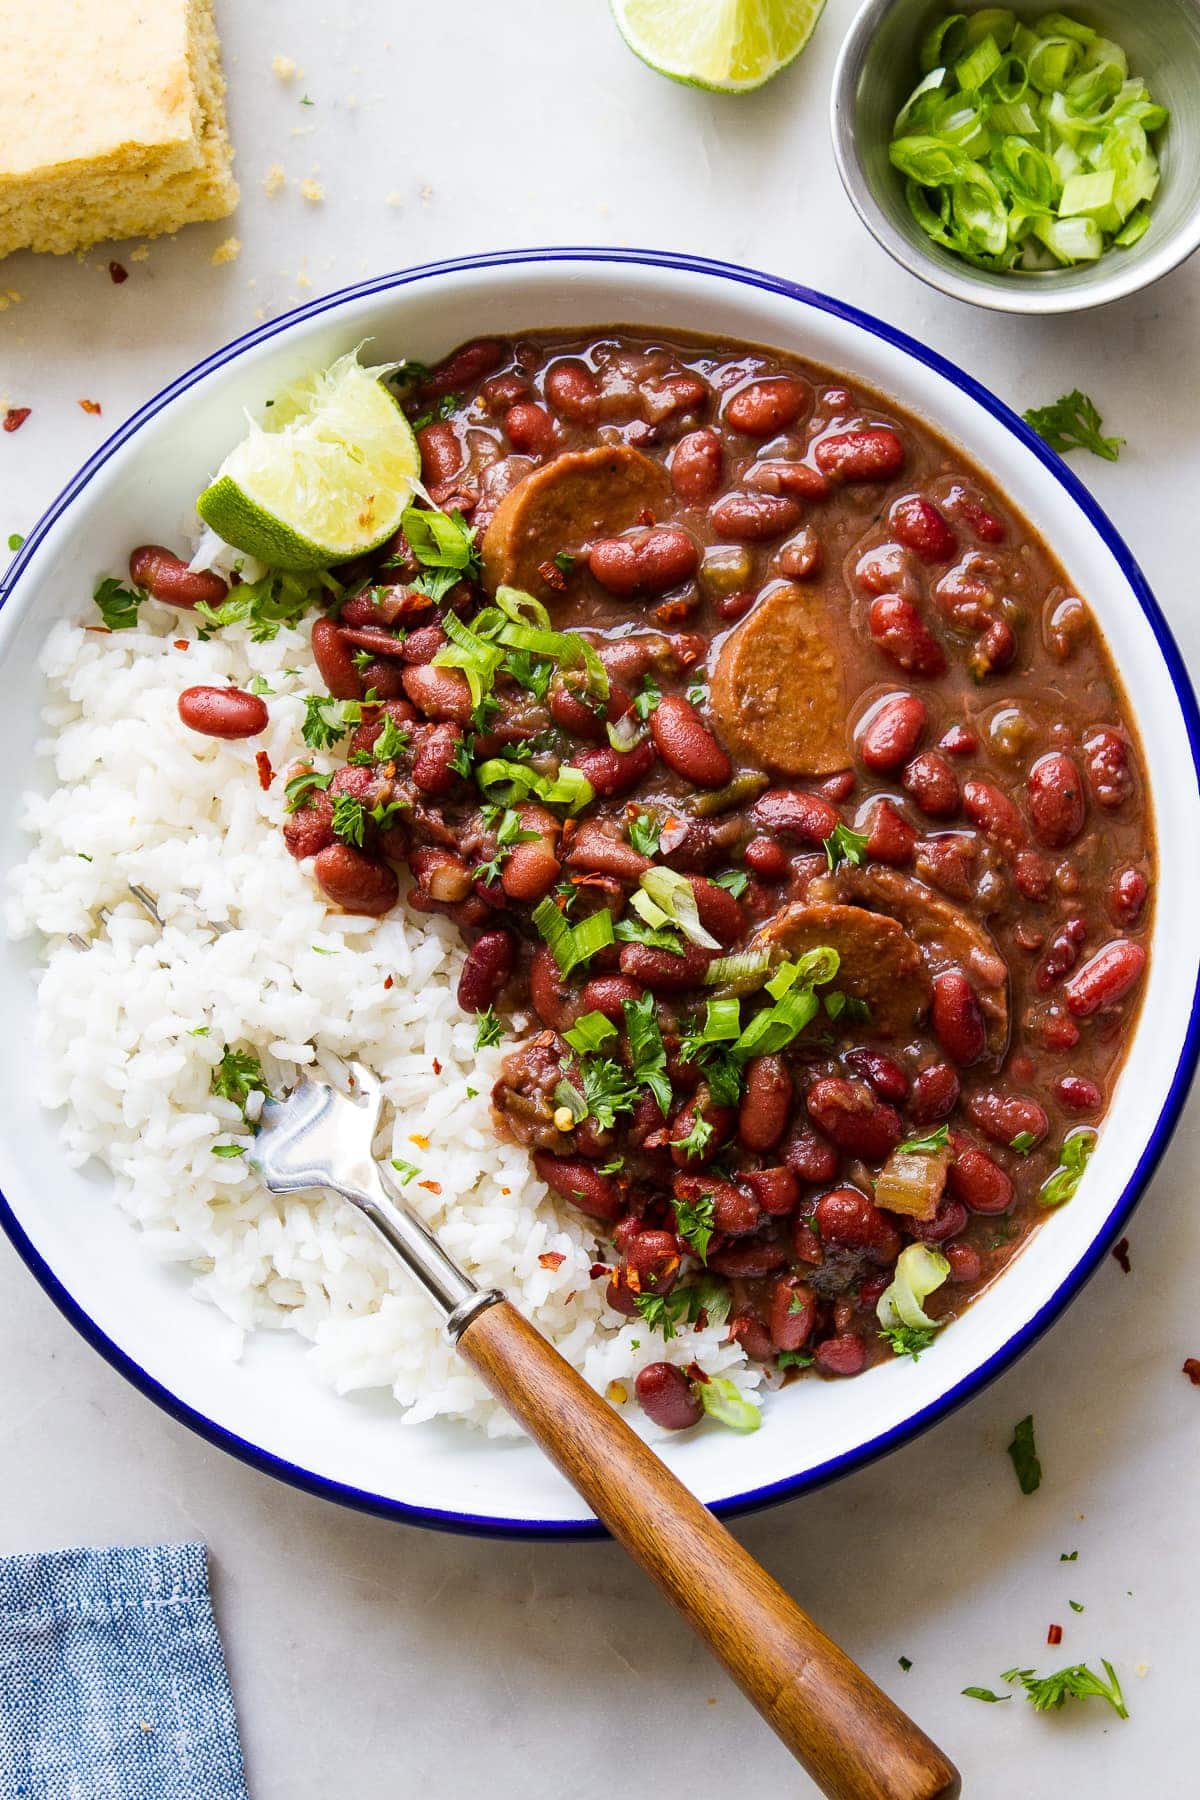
<box><xmin>831</xmin><ymin>0</ymin><xmax>1200</xmax><ymax>314</ymax></box>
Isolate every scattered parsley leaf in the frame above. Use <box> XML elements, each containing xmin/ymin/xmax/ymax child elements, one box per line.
<box><xmin>1060</xmin><ymin>1551</ymin><xmax>1079</xmax><ymax>1562</ymax></box>
<box><xmin>331</xmin><ymin>792</ymin><xmax>367</xmax><ymax>848</ymax></box>
<box><xmin>713</xmin><ymin>868</ymin><xmax>749</xmax><ymax>898</ymax></box>
<box><xmin>284</xmin><ymin>769</ymin><xmax>334</xmax><ymax>812</ymax></box>
<box><xmin>686</xmin><ymin>679</ymin><xmax>707</xmax><ymax>707</ymax></box>
<box><xmin>474</xmin><ymin>1007</ymin><xmax>504</xmax><ymax>1051</ymax></box>
<box><xmin>1010</xmin><ymin>1130</ymin><xmax>1037</xmax><ymax>1154</ymax></box>
<box><xmin>94</xmin><ymin>577</ymin><xmax>144</xmax><ymax>630</ymax></box>
<box><xmin>673</xmin><ymin>1115</ymin><xmax>714</xmax><ymax>1163</ymax></box>
<box><xmin>1007</xmin><ymin>1413</ymin><xmax>1042</xmax><ymax>1495</ymax></box>
<box><xmin>962</xmin><ymin>1687</ymin><xmax>1011</xmax><ymax>1704</ymax></box>
<box><xmin>1069</xmin><ymin>1600</ymin><xmax>1084</xmax><ymax>1613</ymax></box>
<box><xmin>465</xmin><ymin>1086</ymin><xmax>478</xmax><ymax>1099</ymax></box>
<box><xmin>898</xmin><ymin>1656</ymin><xmax>913</xmax><ymax>1673</ymax></box>
<box><xmin>211</xmin><ymin>1046</ymin><xmax>270</xmax><ymax>1118</ymax></box>
<box><xmin>674</xmin><ymin>1188</ymin><xmax>716</xmax><ymax>1262</ymax></box>
<box><xmin>302</xmin><ymin>694</ymin><xmax>357</xmax><ymax>750</ymax></box>
<box><xmin>1023</xmin><ymin>390</ymin><xmax>1123</xmax><ymax>462</ymax></box>
<box><xmin>211</xmin><ymin>1143</ymin><xmax>247</xmax><ymax>1158</ymax></box>
<box><xmin>1002</xmin><ymin>1661</ymin><xmax>1127</xmax><ymax>1719</ymax></box>
<box><xmin>823</xmin><ymin>821</ymin><xmax>869</xmax><ymax>871</ymax></box>
<box><xmin>1040</xmin><ymin>1128</ymin><xmax>1097</xmax><ymax>1208</ymax></box>
<box><xmin>196</xmin><ymin>568</ymin><xmax>333</xmax><ymax>643</ymax></box>
<box><xmin>372</xmin><ymin>712</ymin><xmax>411</xmax><ymax>762</ymax></box>
<box><xmin>627</xmin><ymin>812</ymin><xmax>662</xmax><ymax>858</ymax></box>
<box><xmin>633</xmin><ymin>673</ymin><xmax>661</xmax><ymax>720</ymax></box>
<box><xmin>189</xmin><ymin>1026</ymin><xmax>210</xmax><ymax>1036</ymax></box>
<box><xmin>390</xmin><ymin>1159</ymin><xmax>420</xmax><ymax>1184</ymax></box>
<box><xmin>246</xmin><ymin>674</ymin><xmax>276</xmax><ymax>696</ymax></box>
<box><xmin>897</xmin><ymin>1125</ymin><xmax>950</xmax><ymax>1155</ymax></box>
<box><xmin>597</xmin><ymin>1154</ymin><xmax>625</xmax><ymax>1176</ymax></box>
<box><xmin>881</xmin><ymin>1323</ymin><xmax>938</xmax><ymax>1360</ymax></box>
<box><xmin>623</xmin><ymin>993</ymin><xmax>673</xmax><ymax>1116</ymax></box>
<box><xmin>776</xmin><ymin>1349</ymin><xmax>814</xmax><ymax>1370</ymax></box>
<box><xmin>553</xmin><ymin>551</ymin><xmax>576</xmax><ymax>575</ymax></box>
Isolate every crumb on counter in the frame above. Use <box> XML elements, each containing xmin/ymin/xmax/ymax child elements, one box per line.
<box><xmin>298</xmin><ymin>178</ymin><xmax>324</xmax><ymax>204</ymax></box>
<box><xmin>271</xmin><ymin>53</ymin><xmax>299</xmax><ymax>81</ymax></box>
<box><xmin>263</xmin><ymin>164</ymin><xmax>286</xmax><ymax>198</ymax></box>
<box><xmin>210</xmin><ymin>236</ymin><xmax>241</xmax><ymax>265</ymax></box>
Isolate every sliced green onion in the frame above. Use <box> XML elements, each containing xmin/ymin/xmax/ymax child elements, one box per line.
<box><xmin>630</xmin><ymin>887</ymin><xmax>672</xmax><ymax>931</ymax></box>
<box><xmin>877</xmin><ymin>1244</ymin><xmax>951</xmax><ymax>1332</ymax></box>
<box><xmin>433</xmin><ymin>612</ymin><xmax>504</xmax><ymax>707</ymax></box>
<box><xmin>697</xmin><ymin>1376</ymin><xmax>761</xmax><ymax>1434</ymax></box>
<box><xmin>699</xmin><ymin>996</ymin><xmax>742</xmax><ymax>1042</ymax></box>
<box><xmin>563</xmin><ymin>1011</ymin><xmax>618</xmax><ymax>1055</ymax></box>
<box><xmin>1040</xmin><ymin>1127</ymin><xmax>1096</xmax><ymax>1208</ymax></box>
<box><xmin>638</xmin><ymin>867</ymin><xmax>721</xmax><ymax>950</ymax></box>
<box><xmin>532</xmin><ymin>897</ymin><xmax>615</xmax><ymax>977</ymax></box>
<box><xmin>494</xmin><ymin>585</ymin><xmax>551</xmax><ymax>629</ymax></box>
<box><xmin>956</xmin><ymin>35</ymin><xmax>1003</xmax><ymax>94</ymax></box>
<box><xmin>606</xmin><ymin>711</ymin><xmax>647</xmax><ymax>753</ymax></box>
<box><xmin>920</xmin><ymin>12</ymin><xmax>966</xmax><ymax>73</ymax></box>
<box><xmin>474</xmin><ymin>758</ymin><xmax>594</xmax><ymax>814</ymax></box>
<box><xmin>704</xmin><ymin>948</ymin><xmax>771</xmax><ymax>992</ymax></box>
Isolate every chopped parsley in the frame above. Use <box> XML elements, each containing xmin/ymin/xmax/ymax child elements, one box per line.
<box><xmin>211</xmin><ymin>1046</ymin><xmax>270</xmax><ymax>1118</ymax></box>
<box><xmin>302</xmin><ymin>694</ymin><xmax>360</xmax><ymax>750</ymax></box>
<box><xmin>94</xmin><ymin>577</ymin><xmax>144</xmax><ymax>631</ymax></box>
<box><xmin>1023</xmin><ymin>390</ymin><xmax>1123</xmax><ymax>463</ymax></box>
<box><xmin>448</xmin><ymin>735</ymin><xmax>475</xmax><ymax>779</ymax></box>
<box><xmin>634</xmin><ymin>1278</ymin><xmax>729</xmax><ymax>1339</ymax></box>
<box><xmin>881</xmin><ymin>1323</ymin><xmax>937</xmax><ymax>1360</ymax></box>
<box><xmin>1060</xmin><ymin>1551</ymin><xmax>1079</xmax><ymax>1562</ymax></box>
<box><xmin>673</xmin><ymin>1115</ymin><xmax>714</xmax><ymax>1163</ymax></box>
<box><xmin>612</xmin><ymin>916</ymin><xmax>686</xmax><ymax>956</ymax></box>
<box><xmin>503</xmin><ymin>649</ymin><xmax>555</xmax><ymax>700</ymax></box>
<box><xmin>776</xmin><ymin>1350</ymin><xmax>814</xmax><ymax>1370</ymax></box>
<box><xmin>246</xmin><ymin>674</ymin><xmax>276</xmax><ymax>696</ymax></box>
<box><xmin>474</xmin><ymin>1007</ymin><xmax>504</xmax><ymax>1051</ymax></box>
<box><xmin>633</xmin><ymin>673</ymin><xmax>661</xmax><ymax>720</ymax></box>
<box><xmin>713</xmin><ymin>868</ymin><xmax>749</xmax><ymax>898</ymax></box>
<box><xmin>623</xmin><ymin>993</ymin><xmax>672</xmax><ymax>1116</ymax></box>
<box><xmin>627</xmin><ymin>812</ymin><xmax>662</xmax><ymax>858</ymax></box>
<box><xmin>371</xmin><ymin>713</ymin><xmax>411</xmax><ymax>762</ymax></box>
<box><xmin>897</xmin><ymin>1125</ymin><xmax>950</xmax><ymax>1155</ymax></box>
<box><xmin>823</xmin><ymin>821</ymin><xmax>870</xmax><ymax>871</ymax></box>
<box><xmin>473</xmin><ymin>808</ymin><xmax>538</xmax><ymax>885</ymax></box>
<box><xmin>898</xmin><ymin>1656</ymin><xmax>913</xmax><ymax>1673</ymax></box>
<box><xmin>1002</xmin><ymin>1661</ymin><xmax>1127</xmax><ymax>1719</ymax></box>
<box><xmin>962</xmin><ymin>1687</ymin><xmax>1011</xmax><ymax>1705</ymax></box>
<box><xmin>686</xmin><ymin>679</ymin><xmax>707</xmax><ymax>707</ymax></box>
<box><xmin>390</xmin><ymin>1159</ymin><xmax>420</xmax><ymax>1184</ymax></box>
<box><xmin>674</xmin><ymin>1187</ymin><xmax>715</xmax><ymax>1262</ymax></box>
<box><xmin>1007</xmin><ymin>1413</ymin><xmax>1042</xmax><ymax>1495</ymax></box>
<box><xmin>331</xmin><ymin>792</ymin><xmax>367</xmax><ymax>848</ymax></box>
<box><xmin>1069</xmin><ymin>1600</ymin><xmax>1085</xmax><ymax>1614</ymax></box>
<box><xmin>1010</xmin><ymin>1130</ymin><xmax>1037</xmax><ymax>1154</ymax></box>
<box><xmin>824</xmin><ymin>991</ymin><xmax>872</xmax><ymax>1024</ymax></box>
<box><xmin>555</xmin><ymin>1058</ymin><xmax>637</xmax><ymax>1133</ymax></box>
<box><xmin>553</xmin><ymin>551</ymin><xmax>576</xmax><ymax>575</ymax></box>
<box><xmin>211</xmin><ymin>1142</ymin><xmax>247</xmax><ymax>1158</ymax></box>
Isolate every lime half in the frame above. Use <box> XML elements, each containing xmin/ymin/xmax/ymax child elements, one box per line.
<box><xmin>611</xmin><ymin>0</ymin><xmax>826</xmax><ymax>92</ymax></box>
<box><xmin>196</xmin><ymin>350</ymin><xmax>421</xmax><ymax>571</ymax></box>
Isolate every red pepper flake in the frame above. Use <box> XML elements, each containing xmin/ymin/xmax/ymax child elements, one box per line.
<box><xmin>636</xmin><ymin>507</ymin><xmax>656</xmax><ymax>526</ymax></box>
<box><xmin>536</xmin><ymin>557</ymin><xmax>567</xmax><ymax>593</ymax></box>
<box><xmin>431</xmin><ymin>1057</ymin><xmax>442</xmax><ymax>1075</ymax></box>
<box><xmin>1183</xmin><ymin>1358</ymin><xmax>1200</xmax><ymax>1386</ymax></box>
<box><xmin>383</xmin><ymin>974</ymin><xmax>394</xmax><ymax>989</ymax></box>
<box><xmin>538</xmin><ymin>1251</ymin><xmax>565</xmax><ymax>1271</ymax></box>
<box><xmin>78</xmin><ymin>399</ymin><xmax>102</xmax><ymax>416</ymax></box>
<box><xmin>108</xmin><ymin>261</ymin><xmax>129</xmax><ymax>284</ymax></box>
<box><xmin>417</xmin><ymin>1179</ymin><xmax>442</xmax><ymax>1195</ymax></box>
<box><xmin>173</xmin><ymin>639</ymin><xmax>189</xmax><ymax>651</ymax></box>
<box><xmin>653</xmin><ymin>597</ymin><xmax>697</xmax><ymax>626</ymax></box>
<box><xmin>1112</xmin><ymin>1237</ymin><xmax>1131</xmax><ymax>1274</ymax></box>
<box><xmin>1046</xmin><ymin>1623</ymin><xmax>1063</xmax><ymax>1646</ymax></box>
<box><xmin>685</xmin><ymin>1361</ymin><xmax>709</xmax><ymax>1384</ymax></box>
<box><xmin>3</xmin><ymin>408</ymin><xmax>30</xmax><ymax>433</ymax></box>
<box><xmin>84</xmin><ymin>624</ymin><xmax>113</xmax><ymax>634</ymax></box>
<box><xmin>255</xmin><ymin>750</ymin><xmax>274</xmax><ymax>791</ymax></box>
<box><xmin>588</xmin><ymin>1262</ymin><xmax>609</xmax><ymax>1281</ymax></box>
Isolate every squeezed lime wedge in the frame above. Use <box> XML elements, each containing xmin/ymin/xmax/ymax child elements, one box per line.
<box><xmin>611</xmin><ymin>0</ymin><xmax>826</xmax><ymax>93</ymax></box>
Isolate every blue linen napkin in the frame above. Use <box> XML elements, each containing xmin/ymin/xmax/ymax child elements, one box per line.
<box><xmin>0</xmin><ymin>1542</ymin><xmax>250</xmax><ymax>1799</ymax></box>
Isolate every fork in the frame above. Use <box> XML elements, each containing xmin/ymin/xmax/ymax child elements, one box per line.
<box><xmin>253</xmin><ymin>1062</ymin><xmax>959</xmax><ymax>1800</ymax></box>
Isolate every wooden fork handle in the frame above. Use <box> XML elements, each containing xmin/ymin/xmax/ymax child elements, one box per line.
<box><xmin>457</xmin><ymin>1301</ymin><xmax>960</xmax><ymax>1800</ymax></box>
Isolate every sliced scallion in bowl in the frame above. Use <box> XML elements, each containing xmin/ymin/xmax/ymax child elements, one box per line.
<box><xmin>888</xmin><ymin>8</ymin><xmax>1169</xmax><ymax>272</ymax></box>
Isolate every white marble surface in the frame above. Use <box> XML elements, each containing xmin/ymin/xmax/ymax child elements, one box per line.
<box><xmin>2</xmin><ymin>2</ymin><xmax>1199</xmax><ymax>1794</ymax></box>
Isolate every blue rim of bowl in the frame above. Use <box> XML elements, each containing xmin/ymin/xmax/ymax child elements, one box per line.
<box><xmin>1</xmin><ymin>246</ymin><xmax>1197</xmax><ymax>1539</ymax></box>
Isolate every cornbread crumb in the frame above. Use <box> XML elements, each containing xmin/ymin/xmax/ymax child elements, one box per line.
<box><xmin>263</xmin><ymin>164</ymin><xmax>286</xmax><ymax>198</ymax></box>
<box><xmin>298</xmin><ymin>178</ymin><xmax>324</xmax><ymax>204</ymax></box>
<box><xmin>130</xmin><ymin>245</ymin><xmax>151</xmax><ymax>262</ymax></box>
<box><xmin>385</xmin><ymin>192</ymin><xmax>403</xmax><ymax>208</ymax></box>
<box><xmin>0</xmin><ymin>290</ymin><xmax>21</xmax><ymax>310</ymax></box>
<box><xmin>295</xmin><ymin>271</ymin><xmax>312</xmax><ymax>289</ymax></box>
<box><xmin>209</xmin><ymin>235</ymin><xmax>240</xmax><ymax>265</ymax></box>
<box><xmin>0</xmin><ymin>0</ymin><xmax>239</xmax><ymax>261</ymax></box>
<box><xmin>271</xmin><ymin>54</ymin><xmax>299</xmax><ymax>81</ymax></box>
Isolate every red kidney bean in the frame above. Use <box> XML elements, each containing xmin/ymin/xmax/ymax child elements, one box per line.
<box><xmin>814</xmin><ymin>1333</ymin><xmax>867</xmax><ymax>1377</ymax></box>
<box><xmin>688</xmin><ymin>875</ymin><xmax>744</xmax><ymax>945</ymax></box>
<box><xmin>947</xmin><ymin>1142</ymin><xmax>1013</xmax><ymax>1214</ymax></box>
<box><xmin>423</xmin><ymin>337</ymin><xmax>504</xmax><ymax>398</ymax></box>
<box><xmin>708</xmin><ymin>1241</ymin><xmax>788</xmax><ymax>1278</ymax></box>
<box><xmin>805</xmin><ymin>1079</ymin><xmax>903</xmax><ymax>1161</ymax></box>
<box><xmin>909</xmin><ymin>1063</ymin><xmax>960</xmax><ymax>1125</ymax></box>
<box><xmin>845</xmin><ymin>1049</ymin><xmax>909</xmax><ymax>1102</ymax></box>
<box><xmin>544</xmin><ymin>359</ymin><xmax>601</xmax><ymax>422</ymax></box>
<box><xmin>1014</xmin><ymin>849</ymin><xmax>1053</xmax><ymax>902</ymax></box>
<box><xmin>548</xmin><ymin>678</ymin><xmax>633</xmax><ymax>743</ymax></box>
<box><xmin>725</xmin><ymin>377</ymin><xmax>809</xmax><ymax>436</ymax></box>
<box><xmin>965</xmin><ymin>1089</ymin><xmax>1048</xmax><ymax>1149</ymax></box>
<box><xmin>635</xmin><ymin>1362</ymin><xmax>702</xmax><ymax>1431</ymax></box>
<box><xmin>400</xmin><ymin>623</ymin><xmax>447</xmax><ymax>665</ymax></box>
<box><xmin>782</xmin><ymin>1127</ymin><xmax>839</xmax><ymax>1184</ymax></box>
<box><xmin>1083</xmin><ymin>727</ymin><xmax>1135</xmax><ymax>808</ymax></box>
<box><xmin>791</xmin><ymin>1218</ymin><xmax>822</xmax><ymax>1266</ymax></box>
<box><xmin>410</xmin><ymin>723</ymin><xmax>463</xmax><ymax>795</ymax></box>
<box><xmin>565</xmin><ymin>822</ymin><xmax>649</xmax><ymax>882</ymax></box>
<box><xmin>742</xmin><ymin>1166</ymin><xmax>799</xmax><ymax>1216</ymax></box>
<box><xmin>534</xmin><ymin>1151</ymin><xmax>621</xmax><ymax>1222</ymax></box>
<box><xmin>1053</xmin><ymin>1076</ymin><xmax>1103</xmax><ymax>1115</ymax></box>
<box><xmin>749</xmin><ymin>787</ymin><xmax>839</xmax><ymax>844</ymax></box>
<box><xmin>409</xmin><ymin>846</ymin><xmax>473</xmax><ymax>904</ymax></box>
<box><xmin>589</xmin><ymin>526</ymin><xmax>699</xmax><ymax>598</ymax></box>
<box><xmin>618</xmin><ymin>941</ymin><xmax>715</xmax><ymax>992</ymax></box>
<box><xmin>350</xmin><ymin>694</ymin><xmax>418</xmax><ymax>759</ymax></box>
<box><xmin>129</xmin><ymin>545</ymin><xmax>229</xmax><ymax>609</ymax></box>
<box><xmin>819</xmin><ymin>770</ymin><xmax>856</xmax><ymax>805</ymax></box>
<box><xmin>479</xmin><ymin>371</ymin><xmax>530</xmax><ymax>411</ymax></box>
<box><xmin>313</xmin><ymin>843</ymin><xmax>399</xmax><ymax>915</ymax></box>
<box><xmin>770</xmin><ymin>1275</ymin><xmax>816</xmax><ymax>1351</ymax></box>
<box><xmin>716</xmin><ymin>588</ymin><xmax>756</xmax><ymax>622</ymax></box>
<box><xmin>417</xmin><ymin>420</ymin><xmax>463</xmax><ymax>488</ymax></box>
<box><xmin>649</xmin><ymin>694</ymin><xmax>732</xmax><ymax>788</ymax></box>
<box><xmin>1027</xmin><ymin>752</ymin><xmax>1086</xmax><ymax>848</ymax></box>
<box><xmin>738</xmin><ymin>1055</ymin><xmax>793</xmax><ymax>1151</ymax></box>
<box><xmin>868</xmin><ymin>594</ymin><xmax>946</xmax><ymax>677</ymax></box>
<box><xmin>939</xmin><ymin>723</ymin><xmax>978</xmax><ymax>758</ymax></box>
<box><xmin>776</xmin><ymin>528</ymin><xmax>823</xmax><ymax>580</ymax></box>
<box><xmin>402</xmin><ymin>663</ymin><xmax>473</xmax><ymax>724</ymax></box>
<box><xmin>341</xmin><ymin>588</ymin><xmax>422</xmax><ymax>629</ymax></box>
<box><xmin>1034</xmin><ymin>916</ymin><xmax>1086</xmax><ymax>992</ymax></box>
<box><xmin>504</xmin><ymin>402</ymin><xmax>556</xmax><ymax>457</ymax></box>
<box><xmin>1107</xmin><ymin>865</ymin><xmax>1148</xmax><ymax>927</ymax></box>
<box><xmin>744</xmin><ymin>835</ymin><xmax>789</xmax><ymax>878</ymax></box>
<box><xmin>890</xmin><ymin>495</ymin><xmax>956</xmax><ymax>563</ymax></box>
<box><xmin>931</xmin><ymin>971</ymin><xmax>987</xmax><ymax>1066</ymax></box>
<box><xmin>902</xmin><ymin>750</ymin><xmax>960</xmax><ymax>818</ymax></box>
<box><xmin>865</xmin><ymin>799</ymin><xmax>917</xmax><ymax>866</ymax></box>
<box><xmin>814</xmin><ymin>428</ymin><xmax>905</xmax><ymax>482</ymax></box>
<box><xmin>947</xmin><ymin>486</ymin><xmax>1006</xmax><ymax>544</ymax></box>
<box><xmin>579</xmin><ymin>974</ymin><xmax>646</xmax><ymax>1020</ymax></box>
<box><xmin>643</xmin><ymin>370</ymin><xmax>709</xmax><ymax>421</ymax></box>
<box><xmin>709</xmin><ymin>491</ymin><xmax>803</xmax><ymax>541</ymax></box>
<box><xmin>571</xmin><ymin>739</ymin><xmax>656</xmax><ymax>798</ymax></box>
<box><xmin>971</xmin><ymin>618</ymin><xmax>1017</xmax><ymax>679</ymax></box>
<box><xmin>731</xmin><ymin>1313</ymin><xmax>775</xmax><ymax>1361</ymax></box>
<box><xmin>945</xmin><ymin>1242</ymin><xmax>982</xmax><ymax>1283</ymax></box>
<box><xmin>456</xmin><ymin>927</ymin><xmax>516</xmax><ymax>1013</ymax></box>
<box><xmin>529</xmin><ymin>944</ymin><xmax>572</xmax><ymax>1029</ymax></box>
<box><xmin>744</xmin><ymin>460</ymin><xmax>831</xmax><ymax>501</ymax></box>
<box><xmin>962</xmin><ymin>778</ymin><xmax>1026</xmax><ymax>849</ymax></box>
<box><xmin>282</xmin><ymin>786</ymin><xmax>334</xmax><ymax>859</ymax></box>
<box><xmin>858</xmin><ymin>692</ymin><xmax>927</xmax><ymax>773</ymax></box>
<box><xmin>338</xmin><ymin>624</ymin><xmax>408</xmax><ymax>662</ymax></box>
<box><xmin>669</xmin><ymin>428</ymin><xmax>723</xmax><ymax>503</ymax></box>
<box><xmin>1064</xmin><ymin>939</ymin><xmax>1146</xmax><ymax>1016</ymax></box>
<box><xmin>501</xmin><ymin>838</ymin><xmax>561</xmax><ymax>903</ymax></box>
<box><xmin>177</xmin><ymin>685</ymin><xmax>268</xmax><ymax>739</ymax></box>
<box><xmin>625</xmin><ymin>1230</ymin><xmax>682</xmax><ymax>1293</ymax></box>
<box><xmin>814</xmin><ymin>1185</ymin><xmax>902</xmax><ymax>1261</ymax></box>
<box><xmin>307</xmin><ymin>617</ymin><xmax>363</xmax><ymax>701</ymax></box>
<box><xmin>669</xmin><ymin>1092</ymin><xmax>734</xmax><ymax>1169</ymax></box>
<box><xmin>905</xmin><ymin>1199</ymin><xmax>969</xmax><ymax>1247</ymax></box>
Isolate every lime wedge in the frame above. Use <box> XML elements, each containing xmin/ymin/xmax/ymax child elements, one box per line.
<box><xmin>611</xmin><ymin>0</ymin><xmax>825</xmax><ymax>92</ymax></box>
<box><xmin>196</xmin><ymin>350</ymin><xmax>421</xmax><ymax>571</ymax></box>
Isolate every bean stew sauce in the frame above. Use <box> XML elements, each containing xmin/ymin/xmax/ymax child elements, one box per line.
<box><xmin>169</xmin><ymin>328</ymin><xmax>1153</xmax><ymax>1425</ymax></box>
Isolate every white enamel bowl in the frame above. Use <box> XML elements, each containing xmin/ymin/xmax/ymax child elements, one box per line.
<box><xmin>1</xmin><ymin>249</ymin><xmax>1197</xmax><ymax>1536</ymax></box>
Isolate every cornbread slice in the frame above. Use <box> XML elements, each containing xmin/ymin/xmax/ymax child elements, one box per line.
<box><xmin>0</xmin><ymin>0</ymin><xmax>238</xmax><ymax>260</ymax></box>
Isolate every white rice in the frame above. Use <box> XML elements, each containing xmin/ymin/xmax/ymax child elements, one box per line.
<box><xmin>4</xmin><ymin>600</ymin><xmax>757</xmax><ymax>1436</ymax></box>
